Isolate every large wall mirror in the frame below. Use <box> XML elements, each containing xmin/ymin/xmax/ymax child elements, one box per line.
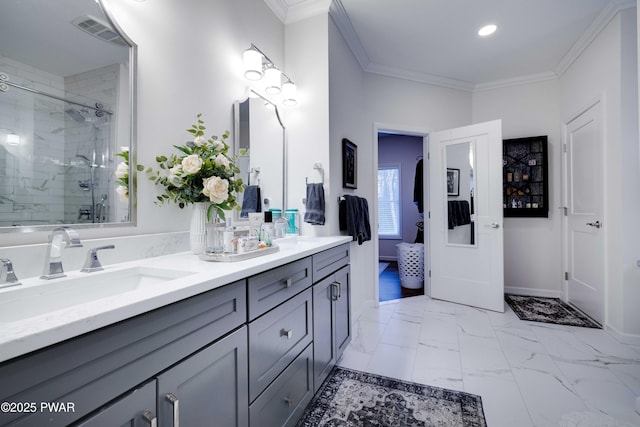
<box><xmin>446</xmin><ymin>140</ymin><xmax>477</xmax><ymax>246</ymax></box>
<box><xmin>0</xmin><ymin>0</ymin><xmax>136</xmax><ymax>232</ymax></box>
<box><xmin>233</xmin><ymin>91</ymin><xmax>285</xmax><ymax>222</ymax></box>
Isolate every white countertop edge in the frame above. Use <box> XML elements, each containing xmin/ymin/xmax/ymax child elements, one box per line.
<box><xmin>0</xmin><ymin>236</ymin><xmax>352</xmax><ymax>363</ymax></box>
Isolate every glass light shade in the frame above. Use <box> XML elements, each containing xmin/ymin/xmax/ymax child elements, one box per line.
<box><xmin>282</xmin><ymin>81</ymin><xmax>297</xmax><ymax>106</ymax></box>
<box><xmin>6</xmin><ymin>133</ymin><xmax>20</xmax><ymax>145</ymax></box>
<box><xmin>264</xmin><ymin>67</ymin><xmax>281</xmax><ymax>95</ymax></box>
<box><xmin>243</xmin><ymin>49</ymin><xmax>263</xmax><ymax>81</ymax></box>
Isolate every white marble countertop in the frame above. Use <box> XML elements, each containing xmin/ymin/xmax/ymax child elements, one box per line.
<box><xmin>0</xmin><ymin>235</ymin><xmax>351</xmax><ymax>363</ymax></box>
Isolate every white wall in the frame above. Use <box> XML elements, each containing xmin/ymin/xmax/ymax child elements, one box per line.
<box><xmin>472</xmin><ymin>78</ymin><xmax>563</xmax><ymax>297</ymax></box>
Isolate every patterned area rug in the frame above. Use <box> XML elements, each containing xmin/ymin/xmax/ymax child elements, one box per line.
<box><xmin>505</xmin><ymin>294</ymin><xmax>601</xmax><ymax>328</ymax></box>
<box><xmin>296</xmin><ymin>367</ymin><xmax>486</xmax><ymax>427</ymax></box>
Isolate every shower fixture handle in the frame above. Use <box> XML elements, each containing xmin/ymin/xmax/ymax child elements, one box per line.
<box><xmin>81</xmin><ymin>245</ymin><xmax>115</xmax><ymax>273</ymax></box>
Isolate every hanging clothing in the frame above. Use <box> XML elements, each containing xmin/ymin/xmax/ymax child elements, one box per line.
<box><xmin>413</xmin><ymin>159</ymin><xmax>424</xmax><ymax>213</ymax></box>
<box><xmin>447</xmin><ymin>200</ymin><xmax>471</xmax><ymax>229</ymax></box>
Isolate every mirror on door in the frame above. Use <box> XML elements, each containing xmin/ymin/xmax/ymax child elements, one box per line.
<box><xmin>445</xmin><ymin>140</ymin><xmax>476</xmax><ymax>246</ymax></box>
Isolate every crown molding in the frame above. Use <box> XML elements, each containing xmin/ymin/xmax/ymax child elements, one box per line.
<box><xmin>473</xmin><ymin>72</ymin><xmax>559</xmax><ymax>92</ymax></box>
<box><xmin>329</xmin><ymin>0</ymin><xmax>371</xmax><ymax>70</ymax></box>
<box><xmin>265</xmin><ymin>0</ymin><xmax>331</xmax><ymax>24</ymax></box>
<box><xmin>264</xmin><ymin>0</ymin><xmax>288</xmax><ymax>23</ymax></box>
<box><xmin>555</xmin><ymin>0</ymin><xmax>636</xmax><ymax>77</ymax></box>
<box><xmin>366</xmin><ymin>63</ymin><xmax>475</xmax><ymax>92</ymax></box>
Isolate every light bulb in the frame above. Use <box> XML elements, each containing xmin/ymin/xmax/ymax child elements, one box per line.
<box><xmin>6</xmin><ymin>133</ymin><xmax>20</xmax><ymax>145</ymax></box>
<box><xmin>478</xmin><ymin>24</ymin><xmax>497</xmax><ymax>37</ymax></box>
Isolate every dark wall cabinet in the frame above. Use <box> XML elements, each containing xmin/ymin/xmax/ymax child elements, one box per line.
<box><xmin>503</xmin><ymin>136</ymin><xmax>549</xmax><ymax>217</ymax></box>
<box><xmin>0</xmin><ymin>243</ymin><xmax>350</xmax><ymax>427</ymax></box>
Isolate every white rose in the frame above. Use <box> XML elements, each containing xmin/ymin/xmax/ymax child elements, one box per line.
<box><xmin>115</xmin><ymin>162</ymin><xmax>128</xmax><ymax>179</ymax></box>
<box><xmin>202</xmin><ymin>176</ymin><xmax>229</xmax><ymax>204</ymax></box>
<box><xmin>116</xmin><ymin>185</ymin><xmax>128</xmax><ymax>200</ymax></box>
<box><xmin>193</xmin><ymin>136</ymin><xmax>207</xmax><ymax>146</ymax></box>
<box><xmin>214</xmin><ymin>153</ymin><xmax>230</xmax><ymax>169</ymax></box>
<box><xmin>212</xmin><ymin>139</ymin><xmax>225</xmax><ymax>151</ymax></box>
<box><xmin>169</xmin><ymin>164</ymin><xmax>183</xmax><ymax>187</ymax></box>
<box><xmin>181</xmin><ymin>154</ymin><xmax>203</xmax><ymax>174</ymax></box>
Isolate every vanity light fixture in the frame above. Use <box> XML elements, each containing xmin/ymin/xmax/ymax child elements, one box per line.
<box><xmin>242</xmin><ymin>44</ymin><xmax>297</xmax><ymax>106</ymax></box>
<box><xmin>478</xmin><ymin>24</ymin><xmax>497</xmax><ymax>37</ymax></box>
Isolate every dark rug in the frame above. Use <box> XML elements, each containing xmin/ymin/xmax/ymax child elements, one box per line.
<box><xmin>296</xmin><ymin>367</ymin><xmax>486</xmax><ymax>427</ymax></box>
<box><xmin>505</xmin><ymin>294</ymin><xmax>601</xmax><ymax>328</ymax></box>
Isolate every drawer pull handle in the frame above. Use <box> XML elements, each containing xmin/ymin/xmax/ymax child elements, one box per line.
<box><xmin>143</xmin><ymin>410</ymin><xmax>157</xmax><ymax>427</ymax></box>
<box><xmin>281</xmin><ymin>328</ymin><xmax>293</xmax><ymax>339</ymax></box>
<box><xmin>284</xmin><ymin>278</ymin><xmax>292</xmax><ymax>288</ymax></box>
<box><xmin>282</xmin><ymin>396</ymin><xmax>293</xmax><ymax>407</ymax></box>
<box><xmin>165</xmin><ymin>393</ymin><xmax>180</xmax><ymax>427</ymax></box>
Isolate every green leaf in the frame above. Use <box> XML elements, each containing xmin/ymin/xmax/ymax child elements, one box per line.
<box><xmin>187</xmin><ymin>128</ymin><xmax>197</xmax><ymax>135</ymax></box>
<box><xmin>136</xmin><ymin>164</ymin><xmax>145</xmax><ymax>171</ymax></box>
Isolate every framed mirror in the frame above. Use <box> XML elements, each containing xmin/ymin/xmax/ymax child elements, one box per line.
<box><xmin>446</xmin><ymin>140</ymin><xmax>477</xmax><ymax>246</ymax></box>
<box><xmin>233</xmin><ymin>90</ymin><xmax>285</xmax><ymax>222</ymax></box>
<box><xmin>0</xmin><ymin>0</ymin><xmax>136</xmax><ymax>232</ymax></box>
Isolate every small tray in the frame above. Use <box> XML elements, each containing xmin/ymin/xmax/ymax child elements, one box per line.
<box><xmin>198</xmin><ymin>244</ymin><xmax>279</xmax><ymax>262</ymax></box>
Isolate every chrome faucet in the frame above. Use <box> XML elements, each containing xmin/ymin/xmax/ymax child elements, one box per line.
<box><xmin>81</xmin><ymin>245</ymin><xmax>115</xmax><ymax>273</ymax></box>
<box><xmin>0</xmin><ymin>259</ymin><xmax>21</xmax><ymax>289</ymax></box>
<box><xmin>41</xmin><ymin>226</ymin><xmax>83</xmax><ymax>280</ymax></box>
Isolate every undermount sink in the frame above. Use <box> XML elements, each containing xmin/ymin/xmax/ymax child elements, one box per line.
<box><xmin>0</xmin><ymin>266</ymin><xmax>195</xmax><ymax>323</ymax></box>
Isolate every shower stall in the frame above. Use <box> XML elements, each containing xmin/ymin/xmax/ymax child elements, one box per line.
<box><xmin>0</xmin><ymin>63</ymin><xmax>118</xmax><ymax>227</ymax></box>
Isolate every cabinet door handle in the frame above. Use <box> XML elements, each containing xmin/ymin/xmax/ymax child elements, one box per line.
<box><xmin>143</xmin><ymin>410</ymin><xmax>158</xmax><ymax>427</ymax></box>
<box><xmin>282</xmin><ymin>396</ymin><xmax>293</xmax><ymax>407</ymax></box>
<box><xmin>165</xmin><ymin>393</ymin><xmax>179</xmax><ymax>427</ymax></box>
<box><xmin>284</xmin><ymin>278</ymin><xmax>292</xmax><ymax>288</ymax></box>
<box><xmin>337</xmin><ymin>281</ymin><xmax>342</xmax><ymax>299</ymax></box>
<box><xmin>330</xmin><ymin>282</ymin><xmax>340</xmax><ymax>301</ymax></box>
<box><xmin>281</xmin><ymin>328</ymin><xmax>293</xmax><ymax>339</ymax></box>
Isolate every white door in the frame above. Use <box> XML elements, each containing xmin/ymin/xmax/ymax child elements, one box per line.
<box><xmin>564</xmin><ymin>101</ymin><xmax>604</xmax><ymax>324</ymax></box>
<box><xmin>429</xmin><ymin>120</ymin><xmax>504</xmax><ymax>312</ymax></box>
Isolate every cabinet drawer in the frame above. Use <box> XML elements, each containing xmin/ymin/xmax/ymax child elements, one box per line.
<box><xmin>248</xmin><ymin>288</ymin><xmax>313</xmax><ymax>402</ymax></box>
<box><xmin>249</xmin><ymin>344</ymin><xmax>313</xmax><ymax>427</ymax></box>
<box><xmin>312</xmin><ymin>243</ymin><xmax>350</xmax><ymax>282</ymax></box>
<box><xmin>248</xmin><ymin>257</ymin><xmax>312</xmax><ymax>320</ymax></box>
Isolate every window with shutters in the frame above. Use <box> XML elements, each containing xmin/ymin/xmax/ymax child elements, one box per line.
<box><xmin>378</xmin><ymin>165</ymin><xmax>401</xmax><ymax>239</ymax></box>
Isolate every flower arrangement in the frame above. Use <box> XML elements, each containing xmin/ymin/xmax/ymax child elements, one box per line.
<box><xmin>114</xmin><ymin>148</ymin><xmax>131</xmax><ymax>200</ymax></box>
<box><xmin>141</xmin><ymin>114</ymin><xmax>244</xmax><ymax>220</ymax></box>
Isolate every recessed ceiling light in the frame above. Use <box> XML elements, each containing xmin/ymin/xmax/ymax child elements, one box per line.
<box><xmin>478</xmin><ymin>24</ymin><xmax>497</xmax><ymax>37</ymax></box>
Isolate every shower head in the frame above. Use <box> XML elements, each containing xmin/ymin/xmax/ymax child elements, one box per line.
<box><xmin>66</xmin><ymin>108</ymin><xmax>89</xmax><ymax>122</ymax></box>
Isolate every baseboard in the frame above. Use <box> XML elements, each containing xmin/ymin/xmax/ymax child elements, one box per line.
<box><xmin>605</xmin><ymin>323</ymin><xmax>640</xmax><ymax>346</ymax></box>
<box><xmin>378</xmin><ymin>256</ymin><xmax>397</xmax><ymax>262</ymax></box>
<box><xmin>504</xmin><ymin>286</ymin><xmax>562</xmax><ymax>299</ymax></box>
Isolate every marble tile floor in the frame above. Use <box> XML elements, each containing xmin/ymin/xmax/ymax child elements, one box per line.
<box><xmin>338</xmin><ymin>295</ymin><xmax>640</xmax><ymax>427</ymax></box>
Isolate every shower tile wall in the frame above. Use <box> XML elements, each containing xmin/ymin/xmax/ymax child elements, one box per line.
<box><xmin>0</xmin><ymin>55</ymin><xmax>66</xmax><ymax>227</ymax></box>
<box><xmin>63</xmin><ymin>64</ymin><xmax>119</xmax><ymax>224</ymax></box>
<box><xmin>0</xmin><ymin>56</ymin><xmax>118</xmax><ymax>226</ymax></box>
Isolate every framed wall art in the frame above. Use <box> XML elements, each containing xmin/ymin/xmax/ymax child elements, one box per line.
<box><xmin>447</xmin><ymin>168</ymin><xmax>460</xmax><ymax>196</ymax></box>
<box><xmin>503</xmin><ymin>135</ymin><xmax>549</xmax><ymax>217</ymax></box>
<box><xmin>342</xmin><ymin>138</ymin><xmax>357</xmax><ymax>189</ymax></box>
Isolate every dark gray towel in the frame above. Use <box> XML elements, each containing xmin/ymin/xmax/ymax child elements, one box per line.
<box><xmin>447</xmin><ymin>200</ymin><xmax>471</xmax><ymax>229</ymax></box>
<box><xmin>339</xmin><ymin>195</ymin><xmax>371</xmax><ymax>245</ymax></box>
<box><xmin>304</xmin><ymin>183</ymin><xmax>325</xmax><ymax>225</ymax></box>
<box><xmin>241</xmin><ymin>185</ymin><xmax>261</xmax><ymax>218</ymax></box>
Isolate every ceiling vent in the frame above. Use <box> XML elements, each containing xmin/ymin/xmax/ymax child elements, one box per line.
<box><xmin>72</xmin><ymin>15</ymin><xmax>127</xmax><ymax>46</ymax></box>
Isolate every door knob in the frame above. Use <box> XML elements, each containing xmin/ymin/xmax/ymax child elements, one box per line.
<box><xmin>485</xmin><ymin>222</ymin><xmax>500</xmax><ymax>229</ymax></box>
<box><xmin>586</xmin><ymin>221</ymin><xmax>602</xmax><ymax>228</ymax></box>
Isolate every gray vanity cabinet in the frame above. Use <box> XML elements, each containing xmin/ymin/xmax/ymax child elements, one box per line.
<box><xmin>312</xmin><ymin>264</ymin><xmax>351</xmax><ymax>392</ymax></box>
<box><xmin>76</xmin><ymin>381</ymin><xmax>157</xmax><ymax>427</ymax></box>
<box><xmin>157</xmin><ymin>327</ymin><xmax>249</xmax><ymax>427</ymax></box>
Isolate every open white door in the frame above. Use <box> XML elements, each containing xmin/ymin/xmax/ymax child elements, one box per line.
<box><xmin>428</xmin><ymin>120</ymin><xmax>504</xmax><ymax>312</ymax></box>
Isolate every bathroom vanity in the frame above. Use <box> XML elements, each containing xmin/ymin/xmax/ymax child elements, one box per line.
<box><xmin>0</xmin><ymin>237</ymin><xmax>351</xmax><ymax>427</ymax></box>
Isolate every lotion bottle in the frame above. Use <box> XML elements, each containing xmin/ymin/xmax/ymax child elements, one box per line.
<box><xmin>223</xmin><ymin>217</ymin><xmax>235</xmax><ymax>253</ymax></box>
